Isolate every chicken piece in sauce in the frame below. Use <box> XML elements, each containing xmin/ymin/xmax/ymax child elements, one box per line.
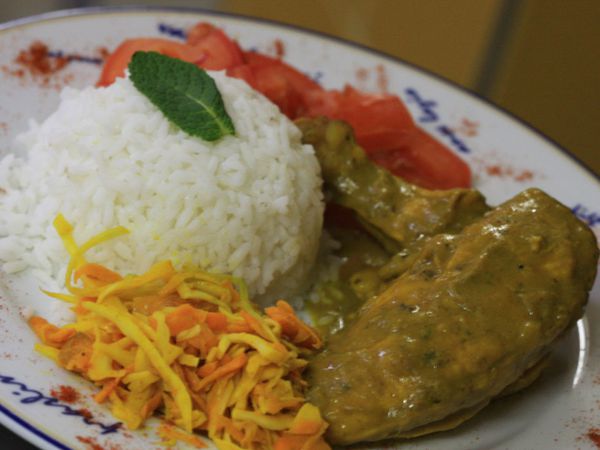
<box><xmin>297</xmin><ymin>117</ymin><xmax>598</xmax><ymax>445</ymax></box>
<box><xmin>297</xmin><ymin>117</ymin><xmax>490</xmax><ymax>332</ymax></box>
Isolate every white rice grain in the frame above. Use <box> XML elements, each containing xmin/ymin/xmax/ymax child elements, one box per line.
<box><xmin>0</xmin><ymin>72</ymin><xmax>324</xmax><ymax>304</ymax></box>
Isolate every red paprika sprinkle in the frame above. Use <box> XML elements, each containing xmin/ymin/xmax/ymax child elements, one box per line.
<box><xmin>16</xmin><ymin>41</ymin><xmax>69</xmax><ymax>76</ymax></box>
<box><xmin>587</xmin><ymin>427</ymin><xmax>600</xmax><ymax>448</ymax></box>
<box><xmin>50</xmin><ymin>385</ymin><xmax>80</xmax><ymax>404</ymax></box>
<box><xmin>273</xmin><ymin>39</ymin><xmax>285</xmax><ymax>58</ymax></box>
<box><xmin>76</xmin><ymin>436</ymin><xmax>105</xmax><ymax>450</ymax></box>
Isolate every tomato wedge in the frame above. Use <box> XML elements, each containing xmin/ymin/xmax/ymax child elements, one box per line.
<box><xmin>242</xmin><ymin>52</ymin><xmax>322</xmax><ymax>96</ymax></box>
<box><xmin>305</xmin><ymin>86</ymin><xmax>471</xmax><ymax>189</ymax></box>
<box><xmin>229</xmin><ymin>51</ymin><xmax>323</xmax><ymax>118</ymax></box>
<box><xmin>97</xmin><ymin>23</ymin><xmax>244</xmax><ymax>87</ymax></box>
<box><xmin>305</xmin><ymin>86</ymin><xmax>414</xmax><ymax>148</ymax></box>
<box><xmin>186</xmin><ymin>23</ymin><xmax>244</xmax><ymax>70</ymax></box>
<box><xmin>96</xmin><ymin>22</ymin><xmax>473</xmax><ymax>190</ymax></box>
<box><xmin>367</xmin><ymin>127</ymin><xmax>471</xmax><ymax>189</ymax></box>
<box><xmin>97</xmin><ymin>38</ymin><xmax>206</xmax><ymax>87</ymax></box>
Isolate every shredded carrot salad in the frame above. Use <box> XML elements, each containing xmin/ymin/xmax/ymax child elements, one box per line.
<box><xmin>30</xmin><ymin>214</ymin><xmax>330</xmax><ymax>450</ymax></box>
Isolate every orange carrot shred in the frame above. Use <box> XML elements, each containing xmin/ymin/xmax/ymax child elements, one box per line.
<box><xmin>226</xmin><ymin>321</ymin><xmax>253</xmax><ymax>333</ymax></box>
<box><xmin>240</xmin><ymin>311</ymin><xmax>272</xmax><ymax>341</ymax></box>
<box><xmin>266</xmin><ymin>301</ymin><xmax>322</xmax><ymax>349</ymax></box>
<box><xmin>93</xmin><ymin>377</ymin><xmax>120</xmax><ymax>404</ymax></box>
<box><xmin>195</xmin><ymin>354</ymin><xmax>248</xmax><ymax>392</ymax></box>
<box><xmin>166</xmin><ymin>304</ymin><xmax>206</xmax><ymax>336</ymax></box>
<box><xmin>74</xmin><ymin>263</ymin><xmax>122</xmax><ymax>283</ymax></box>
<box><xmin>158</xmin><ymin>423</ymin><xmax>207</xmax><ymax>448</ymax></box>
<box><xmin>197</xmin><ymin>361</ymin><xmax>219</xmax><ymax>378</ymax></box>
<box><xmin>28</xmin><ymin>316</ymin><xmax>76</xmax><ymax>347</ymax></box>
<box><xmin>205</xmin><ymin>312</ymin><xmax>228</xmax><ymax>333</ymax></box>
<box><xmin>141</xmin><ymin>390</ymin><xmax>163</xmax><ymax>419</ymax></box>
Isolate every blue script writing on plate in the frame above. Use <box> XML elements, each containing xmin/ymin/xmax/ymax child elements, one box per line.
<box><xmin>404</xmin><ymin>87</ymin><xmax>471</xmax><ymax>154</ymax></box>
<box><xmin>47</xmin><ymin>51</ymin><xmax>103</xmax><ymax>65</ymax></box>
<box><xmin>158</xmin><ymin>23</ymin><xmax>187</xmax><ymax>40</ymax></box>
<box><xmin>404</xmin><ymin>88</ymin><xmax>438</xmax><ymax>123</ymax></box>
<box><xmin>572</xmin><ymin>204</ymin><xmax>600</xmax><ymax>228</ymax></box>
<box><xmin>0</xmin><ymin>374</ymin><xmax>121</xmax><ymax>435</ymax></box>
<box><xmin>436</xmin><ymin>125</ymin><xmax>471</xmax><ymax>154</ymax></box>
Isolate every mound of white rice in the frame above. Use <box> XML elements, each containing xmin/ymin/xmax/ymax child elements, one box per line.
<box><xmin>0</xmin><ymin>72</ymin><xmax>324</xmax><ymax>301</ymax></box>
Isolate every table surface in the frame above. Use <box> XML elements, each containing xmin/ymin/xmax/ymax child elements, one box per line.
<box><xmin>1</xmin><ymin>426</ymin><xmax>37</xmax><ymax>449</ymax></box>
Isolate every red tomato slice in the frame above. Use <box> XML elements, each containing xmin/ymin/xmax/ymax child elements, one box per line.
<box><xmin>96</xmin><ymin>22</ymin><xmax>472</xmax><ymax>190</ymax></box>
<box><xmin>97</xmin><ymin>24</ymin><xmax>244</xmax><ymax>87</ymax></box>
<box><xmin>239</xmin><ymin>63</ymin><xmax>304</xmax><ymax>118</ymax></box>
<box><xmin>306</xmin><ymin>86</ymin><xmax>414</xmax><ymax>149</ymax></box>
<box><xmin>186</xmin><ymin>23</ymin><xmax>244</xmax><ymax>70</ymax></box>
<box><xmin>234</xmin><ymin>51</ymin><xmax>323</xmax><ymax>118</ymax></box>
<box><xmin>307</xmin><ymin>88</ymin><xmax>406</xmax><ymax>152</ymax></box>
<box><xmin>226</xmin><ymin>64</ymin><xmax>256</xmax><ymax>86</ymax></box>
<box><xmin>97</xmin><ymin>38</ymin><xmax>207</xmax><ymax>87</ymax></box>
<box><xmin>368</xmin><ymin>127</ymin><xmax>472</xmax><ymax>189</ymax></box>
<box><xmin>306</xmin><ymin>86</ymin><xmax>471</xmax><ymax>189</ymax></box>
<box><xmin>242</xmin><ymin>52</ymin><xmax>322</xmax><ymax>95</ymax></box>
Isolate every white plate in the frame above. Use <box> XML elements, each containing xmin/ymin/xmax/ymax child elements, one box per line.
<box><xmin>0</xmin><ymin>7</ymin><xmax>599</xmax><ymax>450</ymax></box>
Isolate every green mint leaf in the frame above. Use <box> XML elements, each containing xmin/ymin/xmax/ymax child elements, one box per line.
<box><xmin>129</xmin><ymin>51</ymin><xmax>235</xmax><ymax>142</ymax></box>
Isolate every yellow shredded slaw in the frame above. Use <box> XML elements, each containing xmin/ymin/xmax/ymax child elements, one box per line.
<box><xmin>29</xmin><ymin>215</ymin><xmax>330</xmax><ymax>450</ymax></box>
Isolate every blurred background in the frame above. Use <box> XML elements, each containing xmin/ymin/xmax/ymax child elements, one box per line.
<box><xmin>0</xmin><ymin>1</ymin><xmax>598</xmax><ymax>447</ymax></box>
<box><xmin>1</xmin><ymin>0</ymin><xmax>598</xmax><ymax>175</ymax></box>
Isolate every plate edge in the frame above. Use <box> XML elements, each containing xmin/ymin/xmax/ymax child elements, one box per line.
<box><xmin>0</xmin><ymin>5</ymin><xmax>597</xmax><ymax>185</ymax></box>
